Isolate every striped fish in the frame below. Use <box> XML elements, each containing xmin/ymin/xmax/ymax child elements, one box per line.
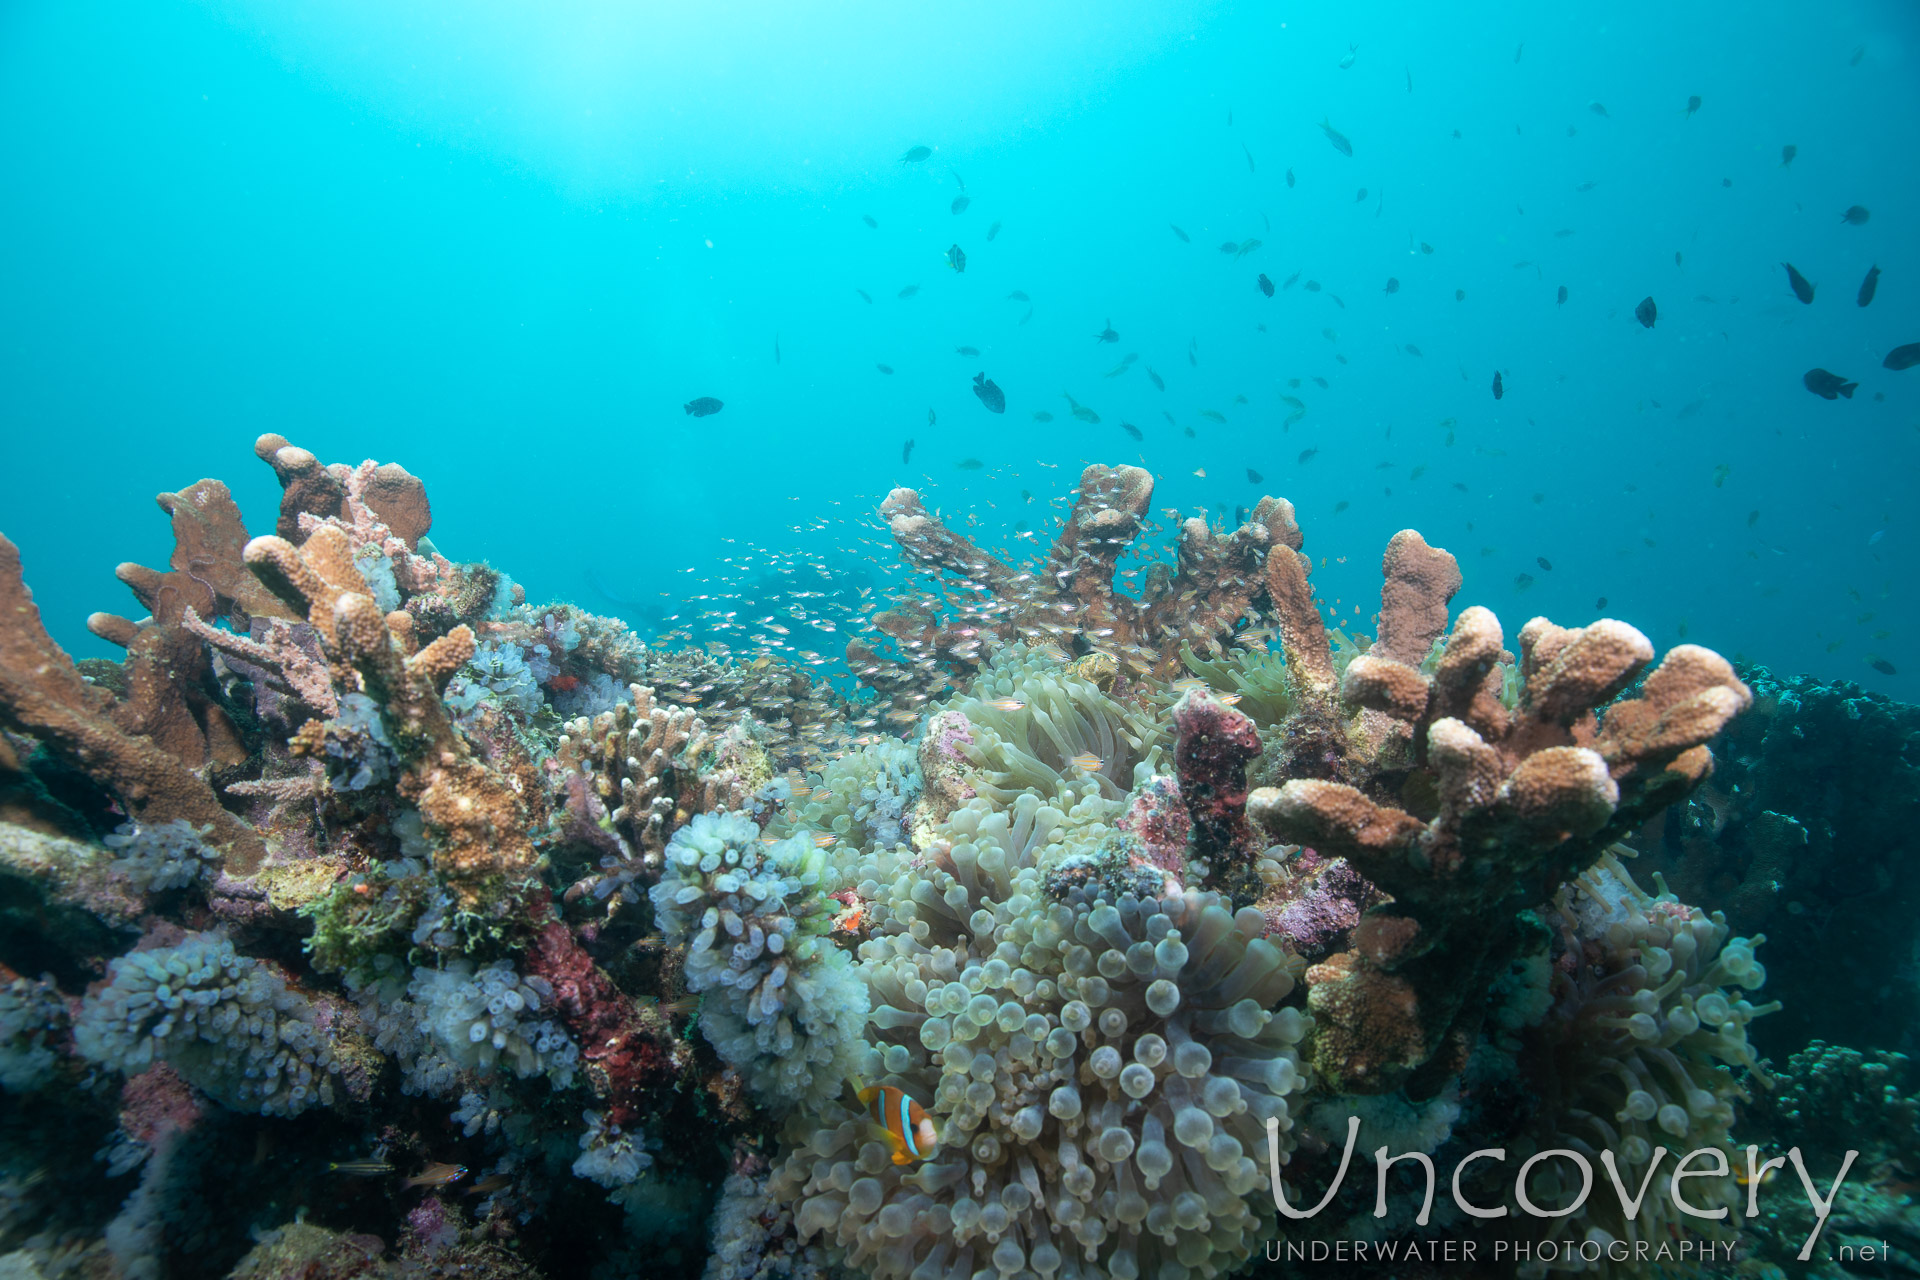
<box><xmin>856</xmin><ymin>1082</ymin><xmax>939</xmax><ymax>1166</ymax></box>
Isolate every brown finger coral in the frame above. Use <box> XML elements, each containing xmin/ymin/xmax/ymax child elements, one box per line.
<box><xmin>1249</xmin><ymin>539</ymin><xmax>1753</xmax><ymax>1094</ymax></box>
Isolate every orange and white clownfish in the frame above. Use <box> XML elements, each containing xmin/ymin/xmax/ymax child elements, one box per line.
<box><xmin>854</xmin><ymin>1079</ymin><xmax>938</xmax><ymax>1166</ymax></box>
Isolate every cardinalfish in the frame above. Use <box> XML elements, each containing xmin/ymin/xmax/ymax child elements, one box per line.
<box><xmin>813</xmin><ymin>833</ymin><xmax>838</xmax><ymax>849</ymax></box>
<box><xmin>1217</xmin><ymin>692</ymin><xmax>1244</xmax><ymax>707</ymax></box>
<box><xmin>1070</xmin><ymin>752</ymin><xmax>1105</xmax><ymax>773</ymax></box>
<box><xmin>327</xmin><ymin>1159</ymin><xmax>395</xmax><ymax>1177</ymax></box>
<box><xmin>985</xmin><ymin>697</ymin><xmax>1026</xmax><ymax>712</ymax></box>
<box><xmin>1169</xmin><ymin>677</ymin><xmax>1207</xmax><ymax>695</ymax></box>
<box><xmin>855</xmin><ymin>1080</ymin><xmax>939</xmax><ymax>1166</ymax></box>
<box><xmin>404</xmin><ymin>1162</ymin><xmax>468</xmax><ymax>1189</ymax></box>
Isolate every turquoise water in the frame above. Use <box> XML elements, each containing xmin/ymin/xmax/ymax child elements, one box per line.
<box><xmin>4</xmin><ymin>0</ymin><xmax>1914</xmax><ymax>687</ymax></box>
<box><xmin>4</xmin><ymin>8</ymin><xmax>1920</xmax><ymax>1277</ymax></box>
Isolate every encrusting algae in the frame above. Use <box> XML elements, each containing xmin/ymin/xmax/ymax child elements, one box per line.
<box><xmin>0</xmin><ymin>437</ymin><xmax>1802</xmax><ymax>1278</ymax></box>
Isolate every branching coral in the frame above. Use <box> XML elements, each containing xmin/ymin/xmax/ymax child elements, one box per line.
<box><xmin>849</xmin><ymin>467</ymin><xmax>1305</xmax><ymax>714</ymax></box>
<box><xmin>770</xmin><ymin>786</ymin><xmax>1311</xmax><ymax>1280</ymax></box>
<box><xmin>245</xmin><ymin>527</ymin><xmax>536</xmax><ymax>905</ymax></box>
<box><xmin>0</xmin><ymin>535</ymin><xmax>267</xmax><ymax>872</ymax></box>
<box><xmin>649</xmin><ymin>812</ymin><xmax>868</xmax><ymax>1114</ymax></box>
<box><xmin>552</xmin><ymin>684</ymin><xmax>713</xmax><ymax>888</ymax></box>
<box><xmin>1249</xmin><ymin>530</ymin><xmax>1752</xmax><ymax>1094</ymax></box>
<box><xmin>73</xmin><ymin>933</ymin><xmax>368</xmax><ymax>1116</ymax></box>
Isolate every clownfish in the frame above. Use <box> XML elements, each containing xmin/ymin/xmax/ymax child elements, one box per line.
<box><xmin>854</xmin><ymin>1080</ymin><xmax>938</xmax><ymax>1166</ymax></box>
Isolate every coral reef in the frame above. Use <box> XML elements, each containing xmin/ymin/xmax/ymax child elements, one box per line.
<box><xmin>0</xmin><ymin>446</ymin><xmax>1816</xmax><ymax>1280</ymax></box>
<box><xmin>770</xmin><ymin>821</ymin><xmax>1311</xmax><ymax>1280</ymax></box>
<box><xmin>1640</xmin><ymin>664</ymin><xmax>1920</xmax><ymax>1059</ymax></box>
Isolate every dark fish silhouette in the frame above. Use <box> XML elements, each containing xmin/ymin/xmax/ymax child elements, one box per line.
<box><xmin>1356</xmin><ymin>188</ymin><xmax>1369</xmax><ymax>202</ymax></box>
<box><xmin>1802</xmin><ymin>368</ymin><xmax>1857</xmax><ymax>399</ymax></box>
<box><xmin>898</xmin><ymin>284</ymin><xmax>920</xmax><ymax>300</ymax></box>
<box><xmin>1537</xmin><ymin>556</ymin><xmax>1553</xmax><ymax>571</ymax></box>
<box><xmin>1298</xmin><ymin>448</ymin><xmax>1319</xmax><ymax>463</ymax></box>
<box><xmin>1147</xmin><ymin>368</ymin><xmax>1164</xmax><ymax>391</ymax></box>
<box><xmin>1869</xmin><ymin>658</ymin><xmax>1898</xmax><ymax>676</ymax></box>
<box><xmin>1589</xmin><ymin>102</ymin><xmax>1609</xmax><ymax>117</ymax></box>
<box><xmin>955</xmin><ymin>346</ymin><xmax>980</xmax><ymax>357</ymax></box>
<box><xmin>876</xmin><ymin>364</ymin><xmax>894</xmax><ymax>375</ymax></box>
<box><xmin>1858</xmin><ymin>266</ymin><xmax>1880</xmax><ymax>307</ymax></box>
<box><xmin>1247</xmin><ymin>468</ymin><xmax>1263</xmax><ymax>483</ymax></box>
<box><xmin>900</xmin><ymin>145</ymin><xmax>932</xmax><ymax>163</ymax></box>
<box><xmin>1121</xmin><ymin>422</ymin><xmax>1142</xmax><ymax>441</ymax></box>
<box><xmin>1169</xmin><ymin>223</ymin><xmax>1190</xmax><ymax>242</ymax></box>
<box><xmin>684</xmin><ymin>397</ymin><xmax>723</xmax><ymax>417</ymax></box>
<box><xmin>1514</xmin><ymin>42</ymin><xmax>1523</xmax><ymax>62</ymax></box>
<box><xmin>862</xmin><ymin>214</ymin><xmax>878</xmax><ymax>229</ymax></box>
<box><xmin>1557</xmin><ymin>284</ymin><xmax>1568</xmax><ymax>305</ymax></box>
<box><xmin>1285</xmin><ymin>168</ymin><xmax>1295</xmax><ymax>188</ymax></box>
<box><xmin>1841</xmin><ymin>205</ymin><xmax>1870</xmax><ymax>225</ymax></box>
<box><xmin>1492</xmin><ymin>371</ymin><xmax>1504</xmax><ymax>400</ymax></box>
<box><xmin>986</xmin><ymin>221</ymin><xmax>1001</xmax><ymax>241</ymax></box>
<box><xmin>1685</xmin><ymin>95</ymin><xmax>1701</xmax><ymax>118</ymax></box>
<box><xmin>1304</xmin><ymin>280</ymin><xmax>1320</xmax><ymax>292</ymax></box>
<box><xmin>1635</xmin><ymin>296</ymin><xmax>1657</xmax><ymax>328</ymax></box>
<box><xmin>956</xmin><ymin>458</ymin><xmax>983</xmax><ymax>470</ymax></box>
<box><xmin>1781</xmin><ymin>144</ymin><xmax>1796</xmax><ymax>167</ymax></box>
<box><xmin>972</xmin><ymin>373</ymin><xmax>1005</xmax><ymax>414</ymax></box>
<box><xmin>1884</xmin><ymin>342</ymin><xmax>1920</xmax><ymax>370</ymax></box>
<box><xmin>1094</xmin><ymin>319</ymin><xmax>1119</xmax><ymax>343</ymax></box>
<box><xmin>1782</xmin><ymin>263</ymin><xmax>1815</xmax><ymax>304</ymax></box>
<box><xmin>1404</xmin><ymin>343</ymin><xmax>1423</xmax><ymax>357</ymax></box>
<box><xmin>903</xmin><ymin>439</ymin><xmax>915</xmax><ymax>463</ymax></box>
<box><xmin>1257</xmin><ymin>274</ymin><xmax>1274</xmax><ymax>297</ymax></box>
<box><xmin>1006</xmin><ymin>290</ymin><xmax>1029</xmax><ymax>301</ymax></box>
<box><xmin>951</xmin><ymin>195</ymin><xmax>971</xmax><ymax>215</ymax></box>
<box><xmin>1419</xmin><ymin>241</ymin><xmax>1433</xmax><ymax>254</ymax></box>
<box><xmin>856</xmin><ymin>289</ymin><xmax>873</xmax><ymax>303</ymax></box>
<box><xmin>774</xmin><ymin>334</ymin><xmax>781</xmax><ymax>363</ymax></box>
<box><xmin>1219</xmin><ymin>241</ymin><xmax>1238</xmax><ymax>255</ymax></box>
<box><xmin>947</xmin><ymin>244</ymin><xmax>967</xmax><ymax>272</ymax></box>
<box><xmin>1319</xmin><ymin>118</ymin><xmax>1353</xmax><ymax>156</ymax></box>
<box><xmin>1384</xmin><ymin>277</ymin><xmax>1400</xmax><ymax>295</ymax></box>
<box><xmin>1455</xmin><ymin>289</ymin><xmax>1465</xmax><ymax>301</ymax></box>
<box><xmin>1242</xmin><ymin>142</ymin><xmax>1256</xmax><ymax>172</ymax></box>
<box><xmin>1283</xmin><ymin>271</ymin><xmax>1300</xmax><ymax>288</ymax></box>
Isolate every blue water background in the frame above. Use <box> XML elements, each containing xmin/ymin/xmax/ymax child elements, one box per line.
<box><xmin>2</xmin><ymin>0</ymin><xmax>1914</xmax><ymax>689</ymax></box>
